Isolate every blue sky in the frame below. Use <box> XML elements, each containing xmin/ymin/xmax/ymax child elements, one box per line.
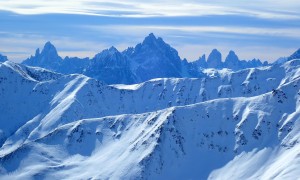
<box><xmin>0</xmin><ymin>0</ymin><xmax>300</xmax><ymax>62</ymax></box>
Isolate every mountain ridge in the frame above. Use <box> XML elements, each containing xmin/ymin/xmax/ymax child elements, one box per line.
<box><xmin>1</xmin><ymin>34</ymin><xmax>300</xmax><ymax>179</ymax></box>
<box><xmin>21</xmin><ymin>33</ymin><xmax>272</xmax><ymax>84</ymax></box>
<box><xmin>0</xmin><ymin>59</ymin><xmax>300</xmax><ymax>179</ymax></box>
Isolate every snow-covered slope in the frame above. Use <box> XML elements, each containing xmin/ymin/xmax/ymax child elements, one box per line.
<box><xmin>0</xmin><ymin>59</ymin><xmax>300</xmax><ymax>179</ymax></box>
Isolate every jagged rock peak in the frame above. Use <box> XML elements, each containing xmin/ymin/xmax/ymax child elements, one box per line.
<box><xmin>141</xmin><ymin>33</ymin><xmax>166</xmax><ymax>47</ymax></box>
<box><xmin>193</xmin><ymin>54</ymin><xmax>207</xmax><ymax>68</ymax></box>
<box><xmin>143</xmin><ymin>33</ymin><xmax>157</xmax><ymax>43</ymax></box>
<box><xmin>108</xmin><ymin>46</ymin><xmax>118</xmax><ymax>52</ymax></box>
<box><xmin>35</xmin><ymin>48</ymin><xmax>40</xmax><ymax>57</ymax></box>
<box><xmin>43</xmin><ymin>41</ymin><xmax>56</xmax><ymax>51</ymax></box>
<box><xmin>93</xmin><ymin>46</ymin><xmax>123</xmax><ymax>61</ymax></box>
<box><xmin>207</xmin><ymin>49</ymin><xmax>222</xmax><ymax>68</ymax></box>
<box><xmin>97</xmin><ymin>46</ymin><xmax>120</xmax><ymax>55</ymax></box>
<box><xmin>199</xmin><ymin>54</ymin><xmax>206</xmax><ymax>61</ymax></box>
<box><xmin>41</xmin><ymin>41</ymin><xmax>59</xmax><ymax>57</ymax></box>
<box><xmin>225</xmin><ymin>50</ymin><xmax>239</xmax><ymax>63</ymax></box>
<box><xmin>208</xmin><ymin>49</ymin><xmax>222</xmax><ymax>59</ymax></box>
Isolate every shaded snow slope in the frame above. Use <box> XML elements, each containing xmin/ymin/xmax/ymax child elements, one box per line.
<box><xmin>0</xmin><ymin>59</ymin><xmax>300</xmax><ymax>179</ymax></box>
<box><xmin>1</xmin><ymin>78</ymin><xmax>299</xmax><ymax>179</ymax></box>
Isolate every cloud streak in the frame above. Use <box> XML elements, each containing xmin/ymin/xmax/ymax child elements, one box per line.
<box><xmin>85</xmin><ymin>25</ymin><xmax>300</xmax><ymax>39</ymax></box>
<box><xmin>0</xmin><ymin>0</ymin><xmax>299</xmax><ymax>20</ymax></box>
<box><xmin>0</xmin><ymin>1</ymin><xmax>299</xmax><ymax>62</ymax></box>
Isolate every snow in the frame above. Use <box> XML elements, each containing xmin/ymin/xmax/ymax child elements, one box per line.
<box><xmin>0</xmin><ymin>57</ymin><xmax>300</xmax><ymax>179</ymax></box>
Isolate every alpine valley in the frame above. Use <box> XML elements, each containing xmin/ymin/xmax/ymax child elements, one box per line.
<box><xmin>0</xmin><ymin>34</ymin><xmax>300</xmax><ymax>179</ymax></box>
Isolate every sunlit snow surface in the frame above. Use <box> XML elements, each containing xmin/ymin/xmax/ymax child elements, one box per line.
<box><xmin>0</xmin><ymin>60</ymin><xmax>300</xmax><ymax>179</ymax></box>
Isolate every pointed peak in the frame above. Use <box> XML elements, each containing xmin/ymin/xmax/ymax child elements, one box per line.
<box><xmin>108</xmin><ymin>46</ymin><xmax>118</xmax><ymax>52</ymax></box>
<box><xmin>148</xmin><ymin>33</ymin><xmax>156</xmax><ymax>39</ymax></box>
<box><xmin>94</xmin><ymin>46</ymin><xmax>122</xmax><ymax>60</ymax></box>
<box><xmin>35</xmin><ymin>48</ymin><xmax>40</xmax><ymax>56</ymax></box>
<box><xmin>211</xmin><ymin>49</ymin><xmax>221</xmax><ymax>54</ymax></box>
<box><xmin>208</xmin><ymin>49</ymin><xmax>222</xmax><ymax>58</ymax></box>
<box><xmin>225</xmin><ymin>50</ymin><xmax>239</xmax><ymax>63</ymax></box>
<box><xmin>199</xmin><ymin>54</ymin><xmax>206</xmax><ymax>60</ymax></box>
<box><xmin>44</xmin><ymin>41</ymin><xmax>55</xmax><ymax>49</ymax></box>
<box><xmin>42</xmin><ymin>41</ymin><xmax>57</xmax><ymax>52</ymax></box>
<box><xmin>228</xmin><ymin>50</ymin><xmax>236</xmax><ymax>55</ymax></box>
<box><xmin>40</xmin><ymin>41</ymin><xmax>59</xmax><ymax>58</ymax></box>
<box><xmin>207</xmin><ymin>49</ymin><xmax>222</xmax><ymax>68</ymax></box>
<box><xmin>143</xmin><ymin>33</ymin><xmax>158</xmax><ymax>44</ymax></box>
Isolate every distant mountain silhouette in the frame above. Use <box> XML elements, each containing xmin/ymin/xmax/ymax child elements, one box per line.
<box><xmin>21</xmin><ymin>33</ymin><xmax>271</xmax><ymax>84</ymax></box>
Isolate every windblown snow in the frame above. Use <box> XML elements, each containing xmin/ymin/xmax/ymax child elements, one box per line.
<box><xmin>0</xmin><ymin>58</ymin><xmax>300</xmax><ymax>179</ymax></box>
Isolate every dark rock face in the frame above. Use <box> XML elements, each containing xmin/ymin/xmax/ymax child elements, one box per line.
<box><xmin>224</xmin><ymin>51</ymin><xmax>240</xmax><ymax>70</ymax></box>
<box><xmin>23</xmin><ymin>42</ymin><xmax>63</xmax><ymax>70</ymax></box>
<box><xmin>85</xmin><ymin>46</ymin><xmax>136</xmax><ymax>84</ymax></box>
<box><xmin>126</xmin><ymin>33</ymin><xmax>183</xmax><ymax>82</ymax></box>
<box><xmin>207</xmin><ymin>49</ymin><xmax>222</xmax><ymax>69</ymax></box>
<box><xmin>21</xmin><ymin>34</ymin><xmax>271</xmax><ymax>84</ymax></box>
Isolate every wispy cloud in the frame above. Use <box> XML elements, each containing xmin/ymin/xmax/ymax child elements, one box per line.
<box><xmin>0</xmin><ymin>1</ymin><xmax>299</xmax><ymax>62</ymax></box>
<box><xmin>0</xmin><ymin>0</ymin><xmax>299</xmax><ymax>20</ymax></box>
<box><xmin>84</xmin><ymin>25</ymin><xmax>300</xmax><ymax>39</ymax></box>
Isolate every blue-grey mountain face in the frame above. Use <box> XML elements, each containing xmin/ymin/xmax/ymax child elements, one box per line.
<box><xmin>21</xmin><ymin>33</ymin><xmax>271</xmax><ymax>84</ymax></box>
<box><xmin>23</xmin><ymin>42</ymin><xmax>89</xmax><ymax>74</ymax></box>
<box><xmin>193</xmin><ymin>54</ymin><xmax>207</xmax><ymax>68</ymax></box>
<box><xmin>86</xmin><ymin>47</ymin><xmax>136</xmax><ymax>84</ymax></box>
<box><xmin>0</xmin><ymin>54</ymin><xmax>7</xmax><ymax>62</ymax></box>
<box><xmin>23</xmin><ymin>42</ymin><xmax>63</xmax><ymax>70</ymax></box>
<box><xmin>224</xmin><ymin>50</ymin><xmax>240</xmax><ymax>70</ymax></box>
<box><xmin>126</xmin><ymin>33</ymin><xmax>183</xmax><ymax>82</ymax></box>
<box><xmin>60</xmin><ymin>56</ymin><xmax>89</xmax><ymax>74</ymax></box>
<box><xmin>207</xmin><ymin>49</ymin><xmax>223</xmax><ymax>69</ymax></box>
<box><xmin>193</xmin><ymin>49</ymin><xmax>266</xmax><ymax>70</ymax></box>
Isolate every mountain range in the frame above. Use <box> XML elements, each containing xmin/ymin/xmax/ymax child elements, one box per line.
<box><xmin>0</xmin><ymin>57</ymin><xmax>300</xmax><ymax>179</ymax></box>
<box><xmin>22</xmin><ymin>33</ymin><xmax>269</xmax><ymax>84</ymax></box>
<box><xmin>0</xmin><ymin>34</ymin><xmax>300</xmax><ymax>179</ymax></box>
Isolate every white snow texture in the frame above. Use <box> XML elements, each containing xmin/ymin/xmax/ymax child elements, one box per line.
<box><xmin>0</xmin><ymin>50</ymin><xmax>300</xmax><ymax>179</ymax></box>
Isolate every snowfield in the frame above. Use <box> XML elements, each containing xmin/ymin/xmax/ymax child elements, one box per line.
<box><xmin>0</xmin><ymin>59</ymin><xmax>300</xmax><ymax>179</ymax></box>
